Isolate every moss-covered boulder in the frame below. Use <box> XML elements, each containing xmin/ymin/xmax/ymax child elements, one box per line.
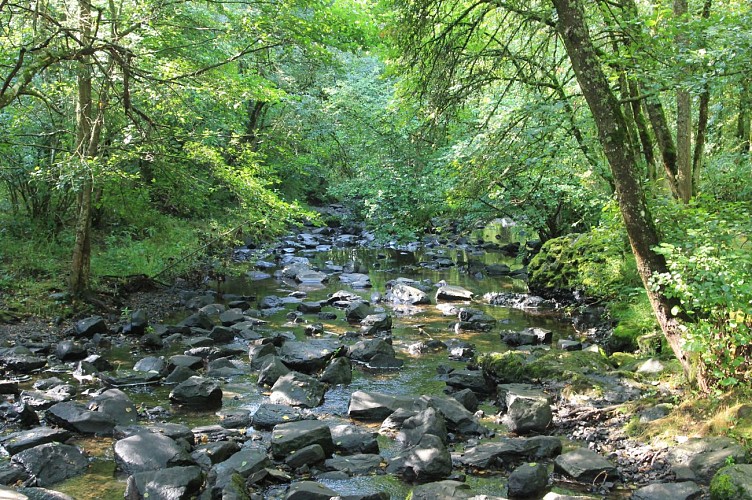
<box><xmin>710</xmin><ymin>464</ymin><xmax>752</xmax><ymax>499</ymax></box>
<box><xmin>528</xmin><ymin>231</ymin><xmax>638</xmax><ymax>302</ymax></box>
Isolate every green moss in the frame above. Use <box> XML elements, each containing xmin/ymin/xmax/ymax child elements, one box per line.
<box><xmin>526</xmin><ymin>350</ymin><xmax>614</xmax><ymax>380</ymax></box>
<box><xmin>709</xmin><ymin>466</ymin><xmax>752</xmax><ymax>500</ymax></box>
<box><xmin>479</xmin><ymin>351</ymin><xmax>527</xmax><ymax>383</ymax></box>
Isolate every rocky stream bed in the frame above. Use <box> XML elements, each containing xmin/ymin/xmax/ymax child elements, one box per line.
<box><xmin>0</xmin><ymin>221</ymin><xmax>749</xmax><ymax>500</ymax></box>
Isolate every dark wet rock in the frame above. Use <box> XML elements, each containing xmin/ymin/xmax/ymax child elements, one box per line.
<box><xmin>554</xmin><ymin>448</ymin><xmax>619</xmax><ymax>482</ymax></box>
<box><xmin>667</xmin><ymin>436</ymin><xmax>748</xmax><ymax>484</ymax></box>
<box><xmin>209</xmin><ymin>326</ymin><xmax>235</xmax><ymax>343</ymax></box>
<box><xmin>270</xmin><ymin>371</ymin><xmax>326</xmax><ymax>408</ymax></box>
<box><xmin>330</xmin><ymin>424</ymin><xmax>379</xmax><ymax>455</ymax></box>
<box><xmin>360</xmin><ymin>313</ymin><xmax>392</xmax><ymax>335</ymax></box>
<box><xmin>449</xmin><ymin>388</ymin><xmax>479</xmax><ymax>413</ymax></box>
<box><xmin>55</xmin><ymin>340</ymin><xmax>87</xmax><ymax>361</ymax></box>
<box><xmin>446</xmin><ymin>340</ymin><xmax>475</xmax><ymax>361</ymax></box>
<box><xmin>278</xmin><ymin>340</ymin><xmax>341</xmax><ymax>374</ymax></box>
<box><xmin>446</xmin><ymin>369</ymin><xmax>493</xmax><ymax>395</ymax></box>
<box><xmin>485</xmin><ymin>263</ymin><xmax>511</xmax><ymax>276</ymax></box>
<box><xmin>345</xmin><ymin>301</ymin><xmax>372</xmax><ymax>322</ymax></box>
<box><xmin>169</xmin><ymin>376</ymin><xmax>223</xmax><ymax>409</ymax></box>
<box><xmin>218</xmin><ymin>309</ymin><xmax>245</xmax><ymax>326</ymax></box>
<box><xmin>458</xmin><ymin>437</ymin><xmax>562</xmax><ymax>468</ymax></box>
<box><xmin>456</xmin><ymin>308</ymin><xmax>496</xmax><ymax>331</ymax></box>
<box><xmin>502</xmin><ymin>327</ymin><xmax>553</xmax><ymax>347</ymax></box>
<box><xmin>320</xmin><ymin>356</ymin><xmax>352</xmax><ymax>385</ymax></box>
<box><xmin>386</xmin><ymin>434</ymin><xmax>452</xmax><ymax>482</ymax></box>
<box><xmin>122</xmin><ymin>309</ymin><xmax>149</xmax><ymax>336</ymax></box>
<box><xmin>179</xmin><ymin>312</ymin><xmax>214</xmax><ymax>330</ymax></box>
<box><xmin>286</xmin><ymin>443</ymin><xmax>326</xmax><ymax>469</ymax></box>
<box><xmin>340</xmin><ymin>273</ymin><xmax>371</xmax><ymax>288</ymax></box>
<box><xmin>124</xmin><ymin>465</ymin><xmax>204</xmax><ymax>500</ymax></box>
<box><xmin>435</xmin><ymin>285</ymin><xmax>474</xmax><ymax>301</ymax></box>
<box><xmin>249</xmin><ymin>343</ymin><xmax>278</xmax><ymax>369</ymax></box>
<box><xmin>0</xmin><ymin>464</ymin><xmax>29</xmax><ymax>486</ymax></box>
<box><xmin>74</xmin><ymin>315</ymin><xmax>107</xmax><ymax>338</ymax></box>
<box><xmin>133</xmin><ymin>356</ymin><xmax>167</xmax><ymax>375</ymax></box>
<box><xmin>507</xmin><ymin>462</ymin><xmax>548</xmax><ymax>498</ymax></box>
<box><xmin>209</xmin><ymin>446</ymin><xmax>271</xmax><ymax>493</ymax></box>
<box><xmin>0</xmin><ymin>401</ymin><xmax>38</xmax><ymax>427</ymax></box>
<box><xmin>286</xmin><ymin>481</ymin><xmax>340</xmax><ymax>500</ymax></box>
<box><xmin>297</xmin><ymin>302</ymin><xmax>323</xmax><ymax>314</ymax></box>
<box><xmin>387</xmin><ymin>283</ymin><xmax>430</xmax><ymax>305</ymax></box>
<box><xmin>350</xmin><ymin>338</ymin><xmax>397</xmax><ymax>363</ymax></box>
<box><xmin>368</xmin><ymin>352</ymin><xmax>404</xmax><ymax>369</ymax></box>
<box><xmin>0</xmin><ymin>380</ymin><xmax>19</xmax><ymax>395</ymax></box>
<box><xmin>0</xmin><ymin>427</ymin><xmax>71</xmax><ymax>456</ymax></box>
<box><xmin>497</xmin><ymin>384</ymin><xmax>553</xmax><ymax>434</ymax></box>
<box><xmin>164</xmin><ymin>365</ymin><xmax>197</xmax><ymax>385</ymax></box>
<box><xmin>184</xmin><ymin>336</ymin><xmax>214</xmax><ymax>349</ymax></box>
<box><xmin>139</xmin><ymin>332</ymin><xmax>164</xmax><ymax>350</ymax></box>
<box><xmin>216</xmin><ymin>409</ymin><xmax>251</xmax><ymax>429</ymax></box>
<box><xmin>380</xmin><ymin>408</ymin><xmax>418</xmax><ymax>438</ymax></box>
<box><xmin>81</xmin><ymin>354</ymin><xmax>114</xmax><ymax>372</ymax></box>
<box><xmin>191</xmin><ymin>440</ymin><xmax>241</xmax><ymax>468</ymax></box>
<box><xmin>89</xmin><ymin>389</ymin><xmax>138</xmax><ymax>426</ymax></box>
<box><xmin>633</xmin><ymin>481</ymin><xmax>703</xmax><ymax>500</ymax></box>
<box><xmin>12</xmin><ymin>443</ymin><xmax>88</xmax><ymax>487</ymax></box>
<box><xmin>167</xmin><ymin>354</ymin><xmax>203</xmax><ymax>372</ymax></box>
<box><xmin>0</xmin><ymin>352</ymin><xmax>47</xmax><ymax>373</ymax></box>
<box><xmin>318</xmin><ymin>311</ymin><xmax>337</xmax><ymax>320</ymax></box>
<box><xmin>557</xmin><ymin>339</ymin><xmax>582</xmax><ymax>351</ymax></box>
<box><xmin>325</xmin><ymin>454</ymin><xmax>383</xmax><ymax>475</ymax></box>
<box><xmin>250</xmin><ymin>404</ymin><xmax>306</xmax><ymax>430</ymax></box>
<box><xmin>327</xmin><ymin>290</ymin><xmax>362</xmax><ymax>306</ymax></box>
<box><xmin>114</xmin><ymin>432</ymin><xmax>195</xmax><ymax>475</ymax></box>
<box><xmin>258</xmin><ymin>355</ymin><xmax>291</xmax><ymax>387</ymax></box>
<box><xmin>207</xmin><ymin>357</ymin><xmax>246</xmax><ymax>378</ymax></box>
<box><xmin>397</xmin><ymin>407</ymin><xmax>448</xmax><ymax>448</ymax></box>
<box><xmin>144</xmin><ymin>423</ymin><xmax>195</xmax><ymax>444</ymax></box>
<box><xmin>17</xmin><ymin>487</ymin><xmax>77</xmax><ymax>500</ymax></box>
<box><xmin>46</xmin><ymin>401</ymin><xmax>117</xmax><ymax>435</ymax></box>
<box><xmin>271</xmin><ymin>420</ymin><xmax>334</xmax><ymax>459</ymax></box>
<box><xmin>484</xmin><ymin>292</ymin><xmax>556</xmax><ymax>310</ymax></box>
<box><xmin>348</xmin><ymin>391</ymin><xmax>415</xmax><ymax>421</ymax></box>
<box><xmin>100</xmin><ymin>369</ymin><xmax>162</xmax><ymax>387</ymax></box>
<box><xmin>417</xmin><ymin>395</ymin><xmax>486</xmax><ymax>436</ymax></box>
<box><xmin>409</xmin><ymin>480</ymin><xmax>472</xmax><ymax>500</ymax></box>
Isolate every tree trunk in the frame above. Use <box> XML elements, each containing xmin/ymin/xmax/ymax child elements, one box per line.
<box><xmin>551</xmin><ymin>0</ymin><xmax>704</xmax><ymax>389</ymax></box>
<box><xmin>691</xmin><ymin>0</ymin><xmax>712</xmax><ymax>195</ymax></box>
<box><xmin>738</xmin><ymin>81</ymin><xmax>751</xmax><ymax>157</ymax></box>
<box><xmin>674</xmin><ymin>0</ymin><xmax>693</xmax><ymax>202</ymax></box>
<box><xmin>69</xmin><ymin>0</ymin><xmax>95</xmax><ymax>297</ymax></box>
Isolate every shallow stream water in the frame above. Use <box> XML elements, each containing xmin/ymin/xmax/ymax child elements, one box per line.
<box><xmin>45</xmin><ymin>243</ymin><xmax>580</xmax><ymax>499</ymax></box>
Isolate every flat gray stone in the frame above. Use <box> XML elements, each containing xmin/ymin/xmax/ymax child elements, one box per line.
<box><xmin>271</xmin><ymin>420</ymin><xmax>334</xmax><ymax>459</ymax></box>
<box><xmin>632</xmin><ymin>481</ymin><xmax>703</xmax><ymax>500</ymax></box>
<box><xmin>554</xmin><ymin>448</ymin><xmax>619</xmax><ymax>482</ymax></box>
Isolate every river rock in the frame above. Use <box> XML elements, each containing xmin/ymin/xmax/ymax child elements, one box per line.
<box><xmin>133</xmin><ymin>356</ymin><xmax>167</xmax><ymax>375</ymax></box>
<box><xmin>74</xmin><ymin>316</ymin><xmax>107</xmax><ymax>337</ymax></box>
<box><xmin>286</xmin><ymin>481</ymin><xmax>340</xmax><ymax>500</ymax></box>
<box><xmin>500</xmin><ymin>388</ymin><xmax>553</xmax><ymax>434</ymax></box>
<box><xmin>12</xmin><ymin>443</ymin><xmax>88</xmax><ymax>487</ymax></box>
<box><xmin>271</xmin><ymin>420</ymin><xmax>334</xmax><ymax>459</ymax></box>
<box><xmin>123</xmin><ymin>309</ymin><xmax>149</xmax><ymax>335</ymax></box>
<box><xmin>397</xmin><ymin>407</ymin><xmax>448</xmax><ymax>447</ymax></box>
<box><xmin>0</xmin><ymin>401</ymin><xmax>38</xmax><ymax>427</ymax></box>
<box><xmin>502</xmin><ymin>327</ymin><xmax>553</xmax><ymax>346</ymax></box>
<box><xmin>0</xmin><ymin>352</ymin><xmax>47</xmax><ymax>373</ymax></box>
<box><xmin>450</xmin><ymin>388</ymin><xmax>479</xmax><ymax>413</ymax></box>
<box><xmin>278</xmin><ymin>340</ymin><xmax>340</xmax><ymax>373</ymax></box>
<box><xmin>124</xmin><ymin>465</ymin><xmax>204</xmax><ymax>500</ymax></box>
<box><xmin>632</xmin><ymin>481</ymin><xmax>703</xmax><ymax>500</ymax></box>
<box><xmin>191</xmin><ymin>441</ymin><xmax>241</xmax><ymax>468</ymax></box>
<box><xmin>165</xmin><ymin>366</ymin><xmax>197</xmax><ymax>385</ymax></box>
<box><xmin>350</xmin><ymin>338</ymin><xmax>396</xmax><ymax>363</ymax></box>
<box><xmin>330</xmin><ymin>424</ymin><xmax>379</xmax><ymax>455</ymax></box>
<box><xmin>296</xmin><ymin>270</ymin><xmax>329</xmax><ymax>284</ymax></box>
<box><xmin>340</xmin><ymin>273</ymin><xmax>371</xmax><ymax>288</ymax></box>
<box><xmin>258</xmin><ymin>355</ymin><xmax>291</xmax><ymax>387</ymax></box>
<box><xmin>169</xmin><ymin>376</ymin><xmax>223</xmax><ymax>409</ymax></box>
<box><xmin>435</xmin><ymin>285</ymin><xmax>474</xmax><ymax>301</ymax></box>
<box><xmin>46</xmin><ymin>401</ymin><xmax>117</xmax><ymax>435</ymax></box>
<box><xmin>345</xmin><ymin>301</ymin><xmax>372</xmax><ymax>322</ymax></box>
<box><xmin>206</xmin><ymin>357</ymin><xmax>246</xmax><ymax>378</ymax></box>
<box><xmin>55</xmin><ymin>340</ymin><xmax>87</xmax><ymax>361</ymax></box>
<box><xmin>114</xmin><ymin>432</ymin><xmax>194</xmax><ymax>475</ymax></box>
<box><xmin>554</xmin><ymin>448</ymin><xmax>619</xmax><ymax>482</ymax></box>
<box><xmin>0</xmin><ymin>464</ymin><xmax>28</xmax><ymax>486</ymax></box>
<box><xmin>89</xmin><ymin>389</ymin><xmax>138</xmax><ymax>425</ymax></box>
<box><xmin>21</xmin><ymin>385</ymin><xmax>76</xmax><ymax>411</ymax></box>
<box><xmin>507</xmin><ymin>462</ymin><xmax>548</xmax><ymax>498</ymax></box>
<box><xmin>251</xmin><ymin>404</ymin><xmax>307</xmax><ymax>430</ymax></box>
<box><xmin>557</xmin><ymin>339</ymin><xmax>582</xmax><ymax>351</ymax></box>
<box><xmin>446</xmin><ymin>369</ymin><xmax>493</xmax><ymax>395</ymax></box>
<box><xmin>179</xmin><ymin>312</ymin><xmax>214</xmax><ymax>330</ymax></box>
<box><xmin>417</xmin><ymin>395</ymin><xmax>487</xmax><ymax>436</ymax></box>
<box><xmin>387</xmin><ymin>283</ymin><xmax>430</xmax><ymax>305</ymax></box>
<box><xmin>0</xmin><ymin>427</ymin><xmax>71</xmax><ymax>456</ymax></box>
<box><xmin>100</xmin><ymin>369</ymin><xmax>162</xmax><ymax>387</ymax></box>
<box><xmin>210</xmin><ymin>447</ymin><xmax>271</xmax><ymax>492</ymax></box>
<box><xmin>249</xmin><ymin>343</ymin><xmax>278</xmax><ymax>368</ymax></box>
<box><xmin>710</xmin><ymin>464</ymin><xmax>752</xmax><ymax>499</ymax></box>
<box><xmin>320</xmin><ymin>356</ymin><xmax>352</xmax><ymax>385</ymax></box>
<box><xmin>270</xmin><ymin>371</ymin><xmax>326</xmax><ymax>408</ymax></box>
<box><xmin>409</xmin><ymin>480</ymin><xmax>472</xmax><ymax>499</ymax></box>
<box><xmin>386</xmin><ymin>434</ymin><xmax>452</xmax><ymax>482</ymax></box>
<box><xmin>360</xmin><ymin>313</ymin><xmax>392</xmax><ymax>335</ymax></box>
<box><xmin>667</xmin><ymin>436</ymin><xmax>748</xmax><ymax>483</ymax></box>
<box><xmin>484</xmin><ymin>292</ymin><xmax>556</xmax><ymax>310</ymax></box>
<box><xmin>325</xmin><ymin>454</ymin><xmax>383</xmax><ymax>475</ymax></box>
<box><xmin>348</xmin><ymin>391</ymin><xmax>414</xmax><ymax>421</ymax></box>
<box><xmin>459</xmin><ymin>436</ymin><xmax>562</xmax><ymax>469</ymax></box>
<box><xmin>286</xmin><ymin>443</ymin><xmax>326</xmax><ymax>469</ymax></box>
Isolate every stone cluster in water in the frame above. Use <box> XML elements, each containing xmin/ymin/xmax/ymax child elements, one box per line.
<box><xmin>0</xmin><ymin>220</ymin><xmax>748</xmax><ymax>499</ymax></box>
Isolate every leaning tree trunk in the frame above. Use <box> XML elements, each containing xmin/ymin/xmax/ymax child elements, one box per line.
<box><xmin>551</xmin><ymin>0</ymin><xmax>707</xmax><ymax>390</ymax></box>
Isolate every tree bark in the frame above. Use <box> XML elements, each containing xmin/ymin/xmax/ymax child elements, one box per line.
<box><xmin>551</xmin><ymin>0</ymin><xmax>703</xmax><ymax>388</ymax></box>
<box><xmin>674</xmin><ymin>0</ymin><xmax>692</xmax><ymax>202</ymax></box>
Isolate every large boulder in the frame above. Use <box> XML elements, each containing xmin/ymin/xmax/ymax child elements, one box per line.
<box><xmin>554</xmin><ymin>448</ymin><xmax>619</xmax><ymax>482</ymax></box>
<box><xmin>89</xmin><ymin>389</ymin><xmax>138</xmax><ymax>426</ymax></box>
<box><xmin>114</xmin><ymin>432</ymin><xmax>194</xmax><ymax>475</ymax></box>
<box><xmin>397</xmin><ymin>407</ymin><xmax>448</xmax><ymax>448</ymax></box>
<box><xmin>710</xmin><ymin>464</ymin><xmax>752</xmax><ymax>499</ymax></box>
<box><xmin>46</xmin><ymin>401</ymin><xmax>117</xmax><ymax>435</ymax></box>
<box><xmin>507</xmin><ymin>462</ymin><xmax>548</xmax><ymax>498</ymax></box>
<box><xmin>124</xmin><ymin>465</ymin><xmax>204</xmax><ymax>500</ymax></box>
<box><xmin>667</xmin><ymin>436</ymin><xmax>748</xmax><ymax>484</ymax></box>
<box><xmin>169</xmin><ymin>376</ymin><xmax>223</xmax><ymax>409</ymax></box>
<box><xmin>319</xmin><ymin>356</ymin><xmax>352</xmax><ymax>385</ymax></box>
<box><xmin>386</xmin><ymin>434</ymin><xmax>452</xmax><ymax>482</ymax></box>
<box><xmin>11</xmin><ymin>443</ymin><xmax>88</xmax><ymax>487</ymax></box>
<box><xmin>278</xmin><ymin>340</ymin><xmax>341</xmax><ymax>374</ymax></box>
<box><xmin>271</xmin><ymin>420</ymin><xmax>334</xmax><ymax>459</ymax></box>
<box><xmin>348</xmin><ymin>391</ymin><xmax>414</xmax><ymax>421</ymax></box>
<box><xmin>0</xmin><ymin>427</ymin><xmax>71</xmax><ymax>456</ymax></box>
<box><xmin>387</xmin><ymin>283</ymin><xmax>430</xmax><ymax>305</ymax></box>
<box><xmin>250</xmin><ymin>404</ymin><xmax>306</xmax><ymax>430</ymax></box>
<box><xmin>270</xmin><ymin>371</ymin><xmax>326</xmax><ymax>408</ymax></box>
<box><xmin>209</xmin><ymin>447</ymin><xmax>271</xmax><ymax>492</ymax></box>
<box><xmin>435</xmin><ymin>285</ymin><xmax>474</xmax><ymax>301</ymax></box>
<box><xmin>330</xmin><ymin>424</ymin><xmax>379</xmax><ymax>455</ymax></box>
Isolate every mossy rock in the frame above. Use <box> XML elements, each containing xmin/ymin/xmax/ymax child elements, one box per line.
<box><xmin>479</xmin><ymin>351</ymin><xmax>527</xmax><ymax>383</ymax></box>
<box><xmin>525</xmin><ymin>350</ymin><xmax>615</xmax><ymax>381</ymax></box>
<box><xmin>710</xmin><ymin>464</ymin><xmax>752</xmax><ymax>499</ymax></box>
